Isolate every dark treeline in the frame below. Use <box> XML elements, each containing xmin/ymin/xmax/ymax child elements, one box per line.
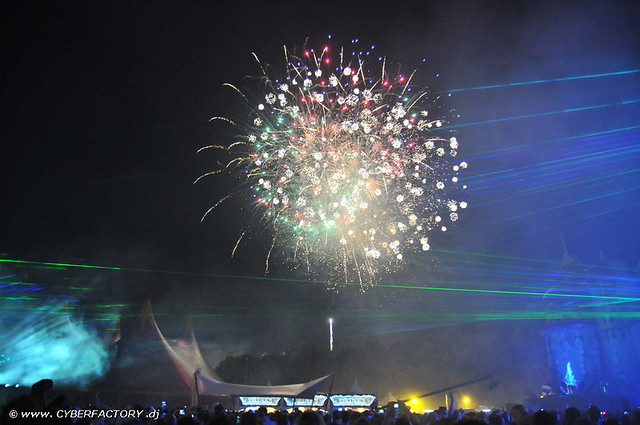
<box><xmin>215</xmin><ymin>322</ymin><xmax>549</xmax><ymax>405</ymax></box>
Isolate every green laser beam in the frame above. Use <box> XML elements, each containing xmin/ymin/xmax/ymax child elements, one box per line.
<box><xmin>3</xmin><ymin>258</ymin><xmax>638</xmax><ymax>301</ymax></box>
<box><xmin>4</xmin><ymin>249</ymin><xmax>632</xmax><ymax>280</ymax></box>
<box><xmin>372</xmin><ymin>282</ymin><xmax>640</xmax><ymax>301</ymax></box>
<box><xmin>1</xmin><ymin>259</ymin><xmax>121</xmax><ymax>271</ymax></box>
<box><xmin>432</xmin><ymin>248</ymin><xmax>639</xmax><ymax>278</ymax></box>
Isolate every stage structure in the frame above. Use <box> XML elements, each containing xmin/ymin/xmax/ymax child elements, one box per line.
<box><xmin>143</xmin><ymin>301</ymin><xmax>332</xmax><ymax>405</ymax></box>
<box><xmin>237</xmin><ymin>394</ymin><xmax>377</xmax><ymax>411</ymax></box>
<box><xmin>541</xmin><ymin>244</ymin><xmax>640</xmax><ymax>405</ymax></box>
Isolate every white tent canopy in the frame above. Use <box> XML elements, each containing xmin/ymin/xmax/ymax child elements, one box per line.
<box><xmin>379</xmin><ymin>391</ymin><xmax>398</xmax><ymax>406</ymax></box>
<box><xmin>143</xmin><ymin>301</ymin><xmax>332</xmax><ymax>398</ymax></box>
<box><xmin>349</xmin><ymin>378</ymin><xmax>363</xmax><ymax>394</ymax></box>
<box><xmin>197</xmin><ymin>372</ymin><xmax>332</xmax><ymax>398</ymax></box>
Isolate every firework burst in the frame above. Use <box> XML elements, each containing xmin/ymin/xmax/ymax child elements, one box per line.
<box><xmin>198</xmin><ymin>40</ymin><xmax>467</xmax><ymax>288</ymax></box>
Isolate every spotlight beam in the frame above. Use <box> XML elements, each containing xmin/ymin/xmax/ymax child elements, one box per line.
<box><xmin>439</xmin><ymin>99</ymin><xmax>640</xmax><ymax>129</ymax></box>
<box><xmin>446</xmin><ymin>69</ymin><xmax>640</xmax><ymax>93</ymax></box>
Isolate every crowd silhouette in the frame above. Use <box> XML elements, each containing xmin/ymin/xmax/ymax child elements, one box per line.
<box><xmin>2</xmin><ymin>380</ymin><xmax>639</xmax><ymax>425</ymax></box>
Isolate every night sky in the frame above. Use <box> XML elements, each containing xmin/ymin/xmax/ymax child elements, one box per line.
<box><xmin>2</xmin><ymin>0</ymin><xmax>640</xmax><ymax>404</ymax></box>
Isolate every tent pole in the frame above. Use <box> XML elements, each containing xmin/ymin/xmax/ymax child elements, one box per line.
<box><xmin>192</xmin><ymin>370</ymin><xmax>201</xmax><ymax>407</ymax></box>
<box><xmin>325</xmin><ymin>375</ymin><xmax>335</xmax><ymax>423</ymax></box>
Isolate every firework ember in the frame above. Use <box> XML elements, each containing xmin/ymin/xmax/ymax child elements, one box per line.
<box><xmin>198</xmin><ymin>40</ymin><xmax>467</xmax><ymax>287</ymax></box>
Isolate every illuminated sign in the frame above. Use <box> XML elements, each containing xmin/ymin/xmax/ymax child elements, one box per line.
<box><xmin>238</xmin><ymin>397</ymin><xmax>283</xmax><ymax>407</ymax></box>
<box><xmin>330</xmin><ymin>395</ymin><xmax>377</xmax><ymax>407</ymax></box>
<box><xmin>283</xmin><ymin>394</ymin><xmax>328</xmax><ymax>407</ymax></box>
<box><xmin>238</xmin><ymin>394</ymin><xmax>376</xmax><ymax>408</ymax></box>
